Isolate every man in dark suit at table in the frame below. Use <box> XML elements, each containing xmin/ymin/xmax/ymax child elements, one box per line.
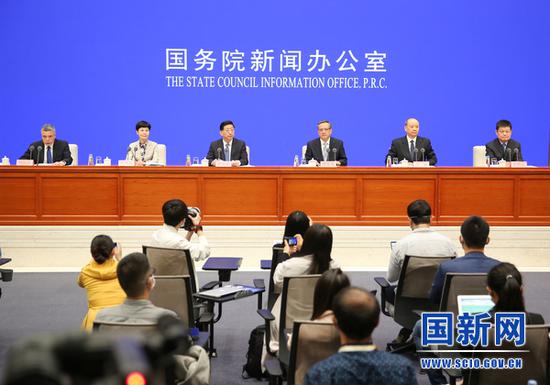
<box><xmin>206</xmin><ymin>120</ymin><xmax>249</xmax><ymax>166</ymax></box>
<box><xmin>304</xmin><ymin>120</ymin><xmax>348</xmax><ymax>166</ymax></box>
<box><xmin>19</xmin><ymin>123</ymin><xmax>73</xmax><ymax>166</ymax></box>
<box><xmin>485</xmin><ymin>119</ymin><xmax>523</xmax><ymax>161</ymax></box>
<box><xmin>386</xmin><ymin>118</ymin><xmax>437</xmax><ymax>165</ymax></box>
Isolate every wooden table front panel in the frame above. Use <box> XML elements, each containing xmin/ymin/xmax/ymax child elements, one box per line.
<box><xmin>0</xmin><ymin>166</ymin><xmax>549</xmax><ymax>226</ymax></box>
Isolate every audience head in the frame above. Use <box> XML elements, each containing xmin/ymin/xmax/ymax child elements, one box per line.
<box><xmin>283</xmin><ymin>210</ymin><xmax>311</xmax><ymax>239</ymax></box>
<box><xmin>487</xmin><ymin>262</ymin><xmax>525</xmax><ymax>312</ymax></box>
<box><xmin>332</xmin><ymin>287</ymin><xmax>380</xmax><ymax>342</ymax></box>
<box><xmin>90</xmin><ymin>235</ymin><xmax>116</xmax><ymax>264</ymax></box>
<box><xmin>117</xmin><ymin>252</ymin><xmax>155</xmax><ymax>299</ymax></box>
<box><xmin>460</xmin><ymin>215</ymin><xmax>490</xmax><ymax>250</ymax></box>
<box><xmin>162</xmin><ymin>199</ymin><xmax>188</xmax><ymax>227</ymax></box>
<box><xmin>407</xmin><ymin>199</ymin><xmax>431</xmax><ymax>226</ymax></box>
<box><xmin>311</xmin><ymin>268</ymin><xmax>350</xmax><ymax>320</ymax></box>
<box><xmin>299</xmin><ymin>224</ymin><xmax>333</xmax><ymax>274</ymax></box>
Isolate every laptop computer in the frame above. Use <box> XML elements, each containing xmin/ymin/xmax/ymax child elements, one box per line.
<box><xmin>199</xmin><ymin>285</ymin><xmax>245</xmax><ymax>298</ymax></box>
<box><xmin>457</xmin><ymin>295</ymin><xmax>494</xmax><ymax>314</ymax></box>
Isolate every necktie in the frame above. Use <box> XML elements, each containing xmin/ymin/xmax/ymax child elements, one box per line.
<box><xmin>323</xmin><ymin>143</ymin><xmax>329</xmax><ymax>161</ymax></box>
<box><xmin>225</xmin><ymin>143</ymin><xmax>230</xmax><ymax>161</ymax></box>
<box><xmin>409</xmin><ymin>140</ymin><xmax>415</xmax><ymax>160</ymax></box>
<box><xmin>46</xmin><ymin>146</ymin><xmax>52</xmax><ymax>164</ymax></box>
<box><xmin>140</xmin><ymin>144</ymin><xmax>146</xmax><ymax>161</ymax></box>
<box><xmin>502</xmin><ymin>142</ymin><xmax>507</xmax><ymax>154</ymax></box>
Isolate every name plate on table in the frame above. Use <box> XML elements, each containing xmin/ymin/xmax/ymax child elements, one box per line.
<box><xmin>413</xmin><ymin>161</ymin><xmax>430</xmax><ymax>168</ymax></box>
<box><xmin>145</xmin><ymin>161</ymin><xmax>165</xmax><ymax>167</ymax></box>
<box><xmin>320</xmin><ymin>161</ymin><xmax>338</xmax><ymax>167</ymax></box>
<box><xmin>511</xmin><ymin>161</ymin><xmax>528</xmax><ymax>168</ymax></box>
<box><xmin>118</xmin><ymin>160</ymin><xmax>135</xmax><ymax>166</ymax></box>
<box><xmin>16</xmin><ymin>159</ymin><xmax>34</xmax><ymax>166</ymax></box>
<box><xmin>215</xmin><ymin>160</ymin><xmax>232</xmax><ymax>167</ymax></box>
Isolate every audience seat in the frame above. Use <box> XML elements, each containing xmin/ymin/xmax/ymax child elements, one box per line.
<box><xmin>287</xmin><ymin>320</ymin><xmax>340</xmax><ymax>385</ymax></box>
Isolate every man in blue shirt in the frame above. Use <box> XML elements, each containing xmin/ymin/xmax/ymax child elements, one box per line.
<box><xmin>305</xmin><ymin>287</ymin><xmax>418</xmax><ymax>385</ymax></box>
<box><xmin>429</xmin><ymin>215</ymin><xmax>500</xmax><ymax>304</ymax></box>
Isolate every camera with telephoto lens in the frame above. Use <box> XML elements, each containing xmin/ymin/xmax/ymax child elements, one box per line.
<box><xmin>2</xmin><ymin>315</ymin><xmax>191</xmax><ymax>385</ymax></box>
<box><xmin>182</xmin><ymin>207</ymin><xmax>201</xmax><ymax>231</ymax></box>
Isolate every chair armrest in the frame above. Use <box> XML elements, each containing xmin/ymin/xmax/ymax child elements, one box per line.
<box><xmin>257</xmin><ymin>308</ymin><xmax>275</xmax><ymax>321</ymax></box>
<box><xmin>374</xmin><ymin>277</ymin><xmax>390</xmax><ymax>288</ymax></box>
<box><xmin>200</xmin><ymin>280</ymin><xmax>220</xmax><ymax>291</ymax></box>
<box><xmin>253</xmin><ymin>278</ymin><xmax>265</xmax><ymax>289</ymax></box>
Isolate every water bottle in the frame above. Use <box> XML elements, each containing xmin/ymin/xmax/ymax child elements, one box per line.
<box><xmin>88</xmin><ymin>154</ymin><xmax>94</xmax><ymax>166</ymax></box>
<box><xmin>185</xmin><ymin>154</ymin><xmax>191</xmax><ymax>166</ymax></box>
<box><xmin>386</xmin><ymin>155</ymin><xmax>392</xmax><ymax>168</ymax></box>
<box><xmin>293</xmin><ymin>155</ymin><xmax>299</xmax><ymax>167</ymax></box>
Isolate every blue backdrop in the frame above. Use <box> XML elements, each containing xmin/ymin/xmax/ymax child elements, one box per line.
<box><xmin>1</xmin><ymin>1</ymin><xmax>549</xmax><ymax>166</ymax></box>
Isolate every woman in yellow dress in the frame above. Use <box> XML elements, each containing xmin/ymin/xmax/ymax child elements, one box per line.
<box><xmin>78</xmin><ymin>235</ymin><xmax>125</xmax><ymax>331</ymax></box>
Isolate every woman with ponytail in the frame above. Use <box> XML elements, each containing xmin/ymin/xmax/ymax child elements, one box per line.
<box><xmin>78</xmin><ymin>235</ymin><xmax>125</xmax><ymax>330</ymax></box>
<box><xmin>265</xmin><ymin>224</ymin><xmax>340</xmax><ymax>360</ymax></box>
<box><xmin>487</xmin><ymin>262</ymin><xmax>544</xmax><ymax>324</ymax></box>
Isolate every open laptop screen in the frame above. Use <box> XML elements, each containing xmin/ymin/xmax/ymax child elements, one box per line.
<box><xmin>457</xmin><ymin>295</ymin><xmax>494</xmax><ymax>314</ymax></box>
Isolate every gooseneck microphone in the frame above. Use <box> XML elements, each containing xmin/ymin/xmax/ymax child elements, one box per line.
<box><xmin>413</xmin><ymin>148</ymin><xmax>419</xmax><ymax>162</ymax></box>
<box><xmin>506</xmin><ymin>148</ymin><xmax>512</xmax><ymax>162</ymax></box>
<box><xmin>420</xmin><ymin>148</ymin><xmax>425</xmax><ymax>162</ymax></box>
<box><xmin>28</xmin><ymin>145</ymin><xmax>35</xmax><ymax>163</ymax></box>
<box><xmin>216</xmin><ymin>147</ymin><xmax>222</xmax><ymax>160</ymax></box>
<box><xmin>36</xmin><ymin>146</ymin><xmax>43</xmax><ymax>164</ymax></box>
<box><xmin>513</xmin><ymin>148</ymin><xmax>519</xmax><ymax>161</ymax></box>
<box><xmin>331</xmin><ymin>148</ymin><xmax>337</xmax><ymax>162</ymax></box>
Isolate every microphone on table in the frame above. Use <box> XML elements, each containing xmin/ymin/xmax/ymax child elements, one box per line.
<box><xmin>420</xmin><ymin>148</ymin><xmax>425</xmax><ymax>162</ymax></box>
<box><xmin>506</xmin><ymin>148</ymin><xmax>512</xmax><ymax>162</ymax></box>
<box><xmin>36</xmin><ymin>146</ymin><xmax>43</xmax><ymax>164</ymax></box>
<box><xmin>513</xmin><ymin>148</ymin><xmax>519</xmax><ymax>162</ymax></box>
<box><xmin>413</xmin><ymin>148</ymin><xmax>418</xmax><ymax>162</ymax></box>
<box><xmin>28</xmin><ymin>145</ymin><xmax>35</xmax><ymax>163</ymax></box>
<box><xmin>216</xmin><ymin>147</ymin><xmax>222</xmax><ymax>160</ymax></box>
<box><xmin>331</xmin><ymin>148</ymin><xmax>337</xmax><ymax>162</ymax></box>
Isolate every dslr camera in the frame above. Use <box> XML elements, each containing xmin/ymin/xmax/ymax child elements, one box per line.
<box><xmin>182</xmin><ymin>207</ymin><xmax>201</xmax><ymax>231</ymax></box>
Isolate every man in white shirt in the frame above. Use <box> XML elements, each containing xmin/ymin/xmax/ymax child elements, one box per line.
<box><xmin>385</xmin><ymin>199</ymin><xmax>457</xmax><ymax>343</ymax></box>
<box><xmin>150</xmin><ymin>199</ymin><xmax>210</xmax><ymax>288</ymax></box>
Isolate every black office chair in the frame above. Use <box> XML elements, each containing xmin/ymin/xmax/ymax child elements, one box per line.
<box><xmin>468</xmin><ymin>324</ymin><xmax>550</xmax><ymax>385</ymax></box>
<box><xmin>287</xmin><ymin>320</ymin><xmax>340</xmax><ymax>385</ymax></box>
<box><xmin>258</xmin><ymin>274</ymin><xmax>321</xmax><ymax>384</ymax></box>
<box><xmin>374</xmin><ymin>254</ymin><xmax>455</xmax><ymax>352</ymax></box>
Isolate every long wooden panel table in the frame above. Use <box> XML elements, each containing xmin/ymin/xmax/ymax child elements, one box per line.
<box><xmin>1</xmin><ymin>166</ymin><xmax>549</xmax><ymax>226</ymax></box>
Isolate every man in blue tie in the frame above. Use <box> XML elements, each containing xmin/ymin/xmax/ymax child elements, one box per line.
<box><xmin>386</xmin><ymin>118</ymin><xmax>438</xmax><ymax>165</ymax></box>
<box><xmin>485</xmin><ymin>119</ymin><xmax>523</xmax><ymax>162</ymax></box>
<box><xmin>206</xmin><ymin>120</ymin><xmax>249</xmax><ymax>166</ymax></box>
<box><xmin>19</xmin><ymin>124</ymin><xmax>73</xmax><ymax>166</ymax></box>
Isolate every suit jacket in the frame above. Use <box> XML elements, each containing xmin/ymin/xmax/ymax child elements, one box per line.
<box><xmin>126</xmin><ymin>140</ymin><xmax>160</xmax><ymax>163</ymax></box>
<box><xmin>20</xmin><ymin>139</ymin><xmax>73</xmax><ymax>165</ymax></box>
<box><xmin>206</xmin><ymin>138</ymin><xmax>248</xmax><ymax>166</ymax></box>
<box><xmin>95</xmin><ymin>298</ymin><xmax>177</xmax><ymax>324</ymax></box>
<box><xmin>387</xmin><ymin>136</ymin><xmax>437</xmax><ymax>165</ymax></box>
<box><xmin>429</xmin><ymin>252</ymin><xmax>500</xmax><ymax>304</ymax></box>
<box><xmin>304</xmin><ymin>137</ymin><xmax>348</xmax><ymax>165</ymax></box>
<box><xmin>485</xmin><ymin>138</ymin><xmax>523</xmax><ymax>161</ymax></box>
